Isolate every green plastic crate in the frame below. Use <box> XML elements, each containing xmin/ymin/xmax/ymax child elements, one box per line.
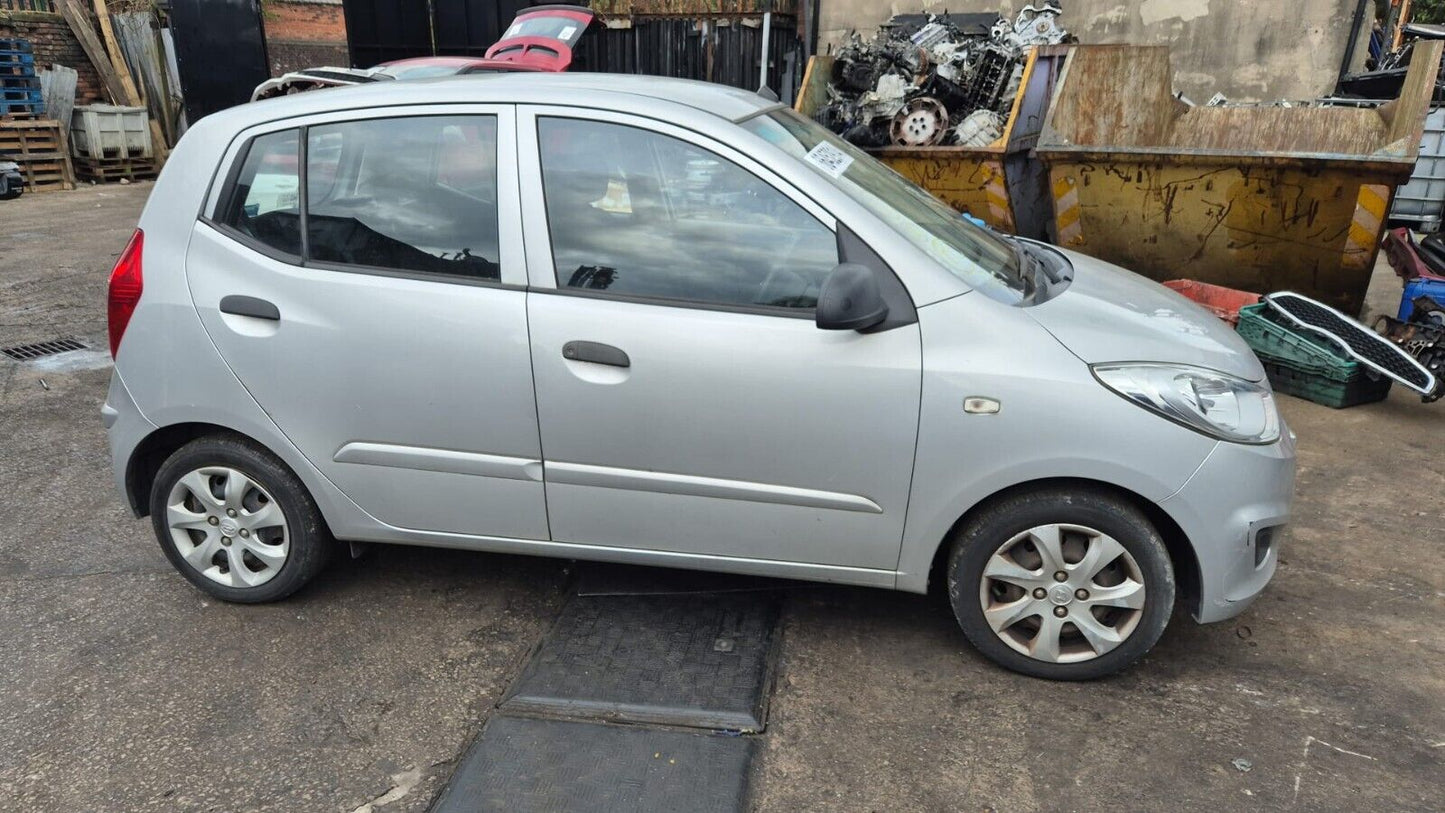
<box><xmin>1236</xmin><ymin>303</ymin><xmax>1392</xmax><ymax>407</ymax></box>
<box><xmin>1259</xmin><ymin>360</ymin><xmax>1391</xmax><ymax>408</ymax></box>
<box><xmin>1237</xmin><ymin>303</ymin><xmax>1357</xmax><ymax>379</ymax></box>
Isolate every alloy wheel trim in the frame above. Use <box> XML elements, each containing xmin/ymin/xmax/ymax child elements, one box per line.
<box><xmin>977</xmin><ymin>522</ymin><xmax>1147</xmax><ymax>664</ymax></box>
<box><xmin>165</xmin><ymin>465</ymin><xmax>290</xmax><ymax>589</ymax></box>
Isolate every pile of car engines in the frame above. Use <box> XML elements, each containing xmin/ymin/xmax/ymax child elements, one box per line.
<box><xmin>816</xmin><ymin>3</ymin><xmax>1070</xmax><ymax>148</ymax></box>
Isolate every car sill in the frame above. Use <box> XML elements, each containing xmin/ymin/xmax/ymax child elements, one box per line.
<box><xmin>346</xmin><ymin>528</ymin><xmax>899</xmax><ymax>589</ymax></box>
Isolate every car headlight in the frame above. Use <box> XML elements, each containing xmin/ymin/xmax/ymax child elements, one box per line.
<box><xmin>1092</xmin><ymin>363</ymin><xmax>1280</xmax><ymax>444</ymax></box>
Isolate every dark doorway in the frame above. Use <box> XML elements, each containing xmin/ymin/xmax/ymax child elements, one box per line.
<box><xmin>168</xmin><ymin>0</ymin><xmax>271</xmax><ymax>122</ymax></box>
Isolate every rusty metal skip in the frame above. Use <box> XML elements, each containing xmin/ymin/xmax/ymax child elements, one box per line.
<box><xmin>1035</xmin><ymin>42</ymin><xmax>1444</xmax><ymax>315</ymax></box>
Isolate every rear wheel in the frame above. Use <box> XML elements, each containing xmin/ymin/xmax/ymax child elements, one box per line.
<box><xmin>149</xmin><ymin>435</ymin><xmax>332</xmax><ymax>603</ymax></box>
<box><xmin>947</xmin><ymin>487</ymin><xmax>1174</xmax><ymax>680</ymax></box>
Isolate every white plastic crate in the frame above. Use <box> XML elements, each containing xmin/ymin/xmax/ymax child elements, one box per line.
<box><xmin>69</xmin><ymin>104</ymin><xmax>151</xmax><ymax>160</ymax></box>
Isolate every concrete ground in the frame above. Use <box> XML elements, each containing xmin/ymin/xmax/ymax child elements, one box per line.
<box><xmin>0</xmin><ymin>185</ymin><xmax>1440</xmax><ymax>812</ymax></box>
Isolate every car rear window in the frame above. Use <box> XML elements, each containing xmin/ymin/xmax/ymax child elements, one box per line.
<box><xmin>215</xmin><ymin>116</ymin><xmax>502</xmax><ymax>281</ymax></box>
<box><xmin>305</xmin><ymin>115</ymin><xmax>501</xmax><ymax>280</ymax></box>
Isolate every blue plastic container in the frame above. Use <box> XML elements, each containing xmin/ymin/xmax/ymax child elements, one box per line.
<box><xmin>1398</xmin><ymin>276</ymin><xmax>1445</xmax><ymax>321</ymax></box>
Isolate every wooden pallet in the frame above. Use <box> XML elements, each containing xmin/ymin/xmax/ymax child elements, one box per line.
<box><xmin>0</xmin><ymin>62</ymin><xmax>37</xmax><ymax>79</ymax></box>
<box><xmin>0</xmin><ymin>117</ymin><xmax>62</xmax><ymax>153</ymax></box>
<box><xmin>0</xmin><ymin>118</ymin><xmax>76</xmax><ymax>192</ymax></box>
<box><xmin>0</xmin><ymin>75</ymin><xmax>40</xmax><ymax>90</ymax></box>
<box><xmin>0</xmin><ymin>99</ymin><xmax>42</xmax><ymax>116</ymax></box>
<box><xmin>73</xmin><ymin>154</ymin><xmax>158</xmax><ymax>183</ymax></box>
<box><xmin>14</xmin><ymin>156</ymin><xmax>72</xmax><ymax>191</ymax></box>
<box><xmin>1</xmin><ymin>89</ymin><xmax>41</xmax><ymax>104</ymax></box>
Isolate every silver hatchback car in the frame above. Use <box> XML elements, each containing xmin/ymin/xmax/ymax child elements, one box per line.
<box><xmin>103</xmin><ymin>74</ymin><xmax>1295</xmax><ymax>679</ymax></box>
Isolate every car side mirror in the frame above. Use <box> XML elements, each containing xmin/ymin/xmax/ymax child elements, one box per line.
<box><xmin>816</xmin><ymin>263</ymin><xmax>889</xmax><ymax>331</ymax></box>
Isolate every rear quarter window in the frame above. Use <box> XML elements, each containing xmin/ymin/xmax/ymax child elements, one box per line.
<box><xmin>217</xmin><ymin>130</ymin><xmax>302</xmax><ymax>257</ymax></box>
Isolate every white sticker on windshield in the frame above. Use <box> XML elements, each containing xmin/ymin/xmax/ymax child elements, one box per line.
<box><xmin>559</xmin><ymin>24</ymin><xmax>577</xmax><ymax>41</ymax></box>
<box><xmin>804</xmin><ymin>142</ymin><xmax>853</xmax><ymax>178</ymax></box>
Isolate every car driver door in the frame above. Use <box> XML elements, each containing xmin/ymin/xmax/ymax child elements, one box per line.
<box><xmin>517</xmin><ymin>108</ymin><xmax>922</xmax><ymax>573</ymax></box>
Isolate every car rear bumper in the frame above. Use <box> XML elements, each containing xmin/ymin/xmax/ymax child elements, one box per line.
<box><xmin>103</xmin><ymin>370</ymin><xmax>156</xmax><ymax>517</ymax></box>
<box><xmin>1161</xmin><ymin>424</ymin><xmax>1297</xmax><ymax>624</ymax></box>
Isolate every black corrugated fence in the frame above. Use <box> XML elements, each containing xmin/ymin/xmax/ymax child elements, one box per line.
<box><xmin>341</xmin><ymin>0</ymin><xmax>802</xmax><ymax>100</ymax></box>
<box><xmin>575</xmin><ymin>16</ymin><xmax>801</xmax><ymax>103</ymax></box>
<box><xmin>341</xmin><ymin>0</ymin><xmax>434</xmax><ymax>67</ymax></box>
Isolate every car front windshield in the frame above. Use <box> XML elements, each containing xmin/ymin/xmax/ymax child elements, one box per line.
<box><xmin>742</xmin><ymin>108</ymin><xmax>1027</xmax><ymax>304</ymax></box>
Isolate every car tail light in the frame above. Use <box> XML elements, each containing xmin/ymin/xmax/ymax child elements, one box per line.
<box><xmin>107</xmin><ymin>229</ymin><xmax>144</xmax><ymax>358</ymax></box>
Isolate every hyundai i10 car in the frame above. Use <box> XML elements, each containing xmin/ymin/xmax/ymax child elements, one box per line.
<box><xmin>103</xmin><ymin>73</ymin><xmax>1295</xmax><ymax>680</ymax></box>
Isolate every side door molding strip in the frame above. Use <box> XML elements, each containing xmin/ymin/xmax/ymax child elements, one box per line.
<box><xmin>334</xmin><ymin>441</ymin><xmax>544</xmax><ymax>482</ymax></box>
<box><xmin>545</xmin><ymin>461</ymin><xmax>883</xmax><ymax>514</ymax></box>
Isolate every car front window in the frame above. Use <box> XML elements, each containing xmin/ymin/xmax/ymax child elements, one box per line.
<box><xmin>537</xmin><ymin>117</ymin><xmax>838</xmax><ymax>310</ymax></box>
<box><xmin>742</xmin><ymin>108</ymin><xmax>1027</xmax><ymax>304</ymax></box>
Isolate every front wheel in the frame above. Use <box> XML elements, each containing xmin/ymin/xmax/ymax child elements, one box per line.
<box><xmin>946</xmin><ymin>487</ymin><xmax>1175</xmax><ymax>680</ymax></box>
<box><xmin>149</xmin><ymin>435</ymin><xmax>333</xmax><ymax>603</ymax></box>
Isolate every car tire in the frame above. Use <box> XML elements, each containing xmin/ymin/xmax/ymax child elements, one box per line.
<box><xmin>946</xmin><ymin>487</ymin><xmax>1174</xmax><ymax>680</ymax></box>
<box><xmin>150</xmin><ymin>434</ymin><xmax>333</xmax><ymax>603</ymax></box>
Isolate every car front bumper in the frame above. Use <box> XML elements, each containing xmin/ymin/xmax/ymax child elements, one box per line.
<box><xmin>1161</xmin><ymin>424</ymin><xmax>1297</xmax><ymax>624</ymax></box>
<box><xmin>1</xmin><ymin>169</ymin><xmax>22</xmax><ymax>197</ymax></box>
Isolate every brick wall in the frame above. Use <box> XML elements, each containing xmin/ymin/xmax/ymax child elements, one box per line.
<box><xmin>0</xmin><ymin>10</ymin><xmax>105</xmax><ymax>104</ymax></box>
<box><xmin>269</xmin><ymin>40</ymin><xmax>349</xmax><ymax>75</ymax></box>
<box><xmin>264</xmin><ymin>0</ymin><xmax>348</xmax><ymax>75</ymax></box>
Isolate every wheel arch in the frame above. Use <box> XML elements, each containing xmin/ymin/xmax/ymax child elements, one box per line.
<box><xmin>922</xmin><ymin>477</ymin><xmax>1201</xmax><ymax>616</ymax></box>
<box><xmin>126</xmin><ymin>422</ymin><xmax>283</xmax><ymax>517</ymax></box>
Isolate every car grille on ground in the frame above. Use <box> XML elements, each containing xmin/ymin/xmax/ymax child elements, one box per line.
<box><xmin>1</xmin><ymin>338</ymin><xmax>88</xmax><ymax>362</ymax></box>
<box><xmin>1265</xmin><ymin>292</ymin><xmax>1438</xmax><ymax>395</ymax></box>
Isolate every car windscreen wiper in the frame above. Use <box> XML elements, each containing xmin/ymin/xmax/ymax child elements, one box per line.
<box><xmin>1009</xmin><ymin>240</ymin><xmax>1054</xmax><ymax>301</ymax></box>
<box><xmin>1015</xmin><ymin>239</ymin><xmax>1061</xmax><ymax>287</ymax></box>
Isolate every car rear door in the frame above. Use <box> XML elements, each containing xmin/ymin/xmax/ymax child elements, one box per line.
<box><xmin>516</xmin><ymin>107</ymin><xmax>922</xmax><ymax>573</ymax></box>
<box><xmin>187</xmin><ymin>105</ymin><xmax>549</xmax><ymax>540</ymax></box>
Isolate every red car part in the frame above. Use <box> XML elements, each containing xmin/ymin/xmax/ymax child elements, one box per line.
<box><xmin>1382</xmin><ymin>227</ymin><xmax>1445</xmax><ymax>283</ymax></box>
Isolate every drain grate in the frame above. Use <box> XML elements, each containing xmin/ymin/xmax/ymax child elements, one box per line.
<box><xmin>1</xmin><ymin>338</ymin><xmax>88</xmax><ymax>362</ymax></box>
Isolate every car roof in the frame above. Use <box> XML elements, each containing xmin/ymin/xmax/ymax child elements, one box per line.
<box><xmin>228</xmin><ymin>73</ymin><xmax>780</xmax><ymax>129</ymax></box>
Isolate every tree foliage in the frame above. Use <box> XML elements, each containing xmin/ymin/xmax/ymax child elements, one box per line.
<box><xmin>1413</xmin><ymin>0</ymin><xmax>1445</xmax><ymax>25</ymax></box>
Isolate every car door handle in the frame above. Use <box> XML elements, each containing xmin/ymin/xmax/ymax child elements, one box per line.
<box><xmin>219</xmin><ymin>295</ymin><xmax>280</xmax><ymax>321</ymax></box>
<box><xmin>562</xmin><ymin>341</ymin><xmax>630</xmax><ymax>368</ymax></box>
